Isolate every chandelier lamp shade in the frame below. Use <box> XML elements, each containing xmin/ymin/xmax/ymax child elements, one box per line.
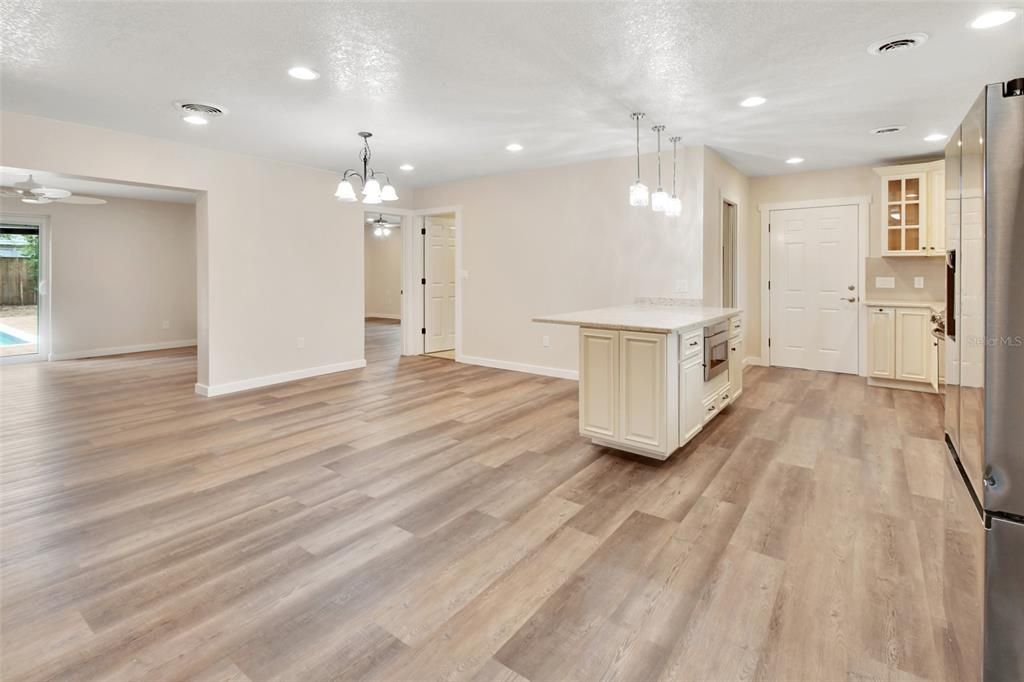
<box><xmin>334</xmin><ymin>131</ymin><xmax>399</xmax><ymax>204</ymax></box>
<box><xmin>626</xmin><ymin>115</ymin><xmax>683</xmax><ymax>217</ymax></box>
<box><xmin>628</xmin><ymin>113</ymin><xmax>649</xmax><ymax>207</ymax></box>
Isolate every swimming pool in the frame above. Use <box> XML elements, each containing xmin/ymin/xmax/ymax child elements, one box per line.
<box><xmin>0</xmin><ymin>330</ymin><xmax>28</xmax><ymax>345</ymax></box>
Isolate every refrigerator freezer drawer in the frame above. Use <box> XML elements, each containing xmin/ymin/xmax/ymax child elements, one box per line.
<box><xmin>985</xmin><ymin>515</ymin><xmax>1024</xmax><ymax>680</ymax></box>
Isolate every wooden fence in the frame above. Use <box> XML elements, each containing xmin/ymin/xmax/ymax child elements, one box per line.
<box><xmin>0</xmin><ymin>258</ymin><xmax>38</xmax><ymax>306</ymax></box>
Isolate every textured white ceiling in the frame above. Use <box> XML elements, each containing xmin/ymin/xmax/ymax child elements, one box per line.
<box><xmin>1</xmin><ymin>1</ymin><xmax>1020</xmax><ymax>186</ymax></box>
<box><xmin>0</xmin><ymin>166</ymin><xmax>198</xmax><ymax>203</ymax></box>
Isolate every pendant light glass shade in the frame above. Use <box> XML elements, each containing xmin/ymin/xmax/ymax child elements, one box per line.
<box><xmin>665</xmin><ymin>196</ymin><xmax>682</xmax><ymax>217</ymax></box>
<box><xmin>629</xmin><ymin>181</ymin><xmax>650</xmax><ymax>207</ymax></box>
<box><xmin>362</xmin><ymin>177</ymin><xmax>381</xmax><ymax>197</ymax></box>
<box><xmin>380</xmin><ymin>184</ymin><xmax>399</xmax><ymax>201</ymax></box>
<box><xmin>650</xmin><ymin>190</ymin><xmax>669</xmax><ymax>212</ymax></box>
<box><xmin>335</xmin><ymin>179</ymin><xmax>357</xmax><ymax>202</ymax></box>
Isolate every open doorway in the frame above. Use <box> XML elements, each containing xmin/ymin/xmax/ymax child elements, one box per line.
<box><xmin>722</xmin><ymin>199</ymin><xmax>738</xmax><ymax>308</ymax></box>
<box><xmin>422</xmin><ymin>212</ymin><xmax>456</xmax><ymax>360</ymax></box>
<box><xmin>364</xmin><ymin>211</ymin><xmax>403</xmax><ymax>363</ymax></box>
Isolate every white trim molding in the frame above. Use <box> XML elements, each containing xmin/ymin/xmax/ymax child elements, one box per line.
<box><xmin>195</xmin><ymin>358</ymin><xmax>366</xmax><ymax>397</ymax></box>
<box><xmin>457</xmin><ymin>354</ymin><xmax>578</xmax><ymax>381</ymax></box>
<box><xmin>51</xmin><ymin>339</ymin><xmax>196</xmax><ymax>361</ymax></box>
<box><xmin>759</xmin><ymin>195</ymin><xmax>871</xmax><ymax>377</ymax></box>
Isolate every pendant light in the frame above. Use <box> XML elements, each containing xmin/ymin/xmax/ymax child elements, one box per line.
<box><xmin>334</xmin><ymin>131</ymin><xmax>399</xmax><ymax>204</ymax></box>
<box><xmin>650</xmin><ymin>125</ymin><xmax>669</xmax><ymax>213</ymax></box>
<box><xmin>665</xmin><ymin>136</ymin><xmax>683</xmax><ymax>217</ymax></box>
<box><xmin>628</xmin><ymin>113</ymin><xmax>649</xmax><ymax>207</ymax></box>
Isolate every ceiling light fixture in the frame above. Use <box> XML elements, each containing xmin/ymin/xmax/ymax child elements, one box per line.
<box><xmin>924</xmin><ymin>133</ymin><xmax>948</xmax><ymax>142</ymax></box>
<box><xmin>786</xmin><ymin>157</ymin><xmax>805</xmax><ymax>165</ymax></box>
<box><xmin>628</xmin><ymin>112</ymin><xmax>649</xmax><ymax>207</ymax></box>
<box><xmin>740</xmin><ymin>96</ymin><xmax>766</xmax><ymax>107</ymax></box>
<box><xmin>505</xmin><ymin>143</ymin><xmax>523</xmax><ymax>152</ymax></box>
<box><xmin>182</xmin><ymin>114</ymin><xmax>209</xmax><ymax>125</ymax></box>
<box><xmin>665</xmin><ymin>136</ymin><xmax>683</xmax><ymax>217</ymax></box>
<box><xmin>399</xmin><ymin>164</ymin><xmax>415</xmax><ymax>171</ymax></box>
<box><xmin>650</xmin><ymin>125</ymin><xmax>669</xmax><ymax>213</ymax></box>
<box><xmin>333</xmin><ymin>131</ymin><xmax>399</xmax><ymax>204</ymax></box>
<box><xmin>288</xmin><ymin>66</ymin><xmax>320</xmax><ymax>80</ymax></box>
<box><xmin>970</xmin><ymin>9</ymin><xmax>1018</xmax><ymax>28</ymax></box>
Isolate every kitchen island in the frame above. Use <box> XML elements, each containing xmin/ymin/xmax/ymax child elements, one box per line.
<box><xmin>535</xmin><ymin>301</ymin><xmax>743</xmax><ymax>460</ymax></box>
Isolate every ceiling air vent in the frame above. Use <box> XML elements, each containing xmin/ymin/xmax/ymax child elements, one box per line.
<box><xmin>173</xmin><ymin>101</ymin><xmax>227</xmax><ymax>118</ymax></box>
<box><xmin>867</xmin><ymin>33</ymin><xmax>929</xmax><ymax>55</ymax></box>
<box><xmin>871</xmin><ymin>125</ymin><xmax>907</xmax><ymax>136</ymax></box>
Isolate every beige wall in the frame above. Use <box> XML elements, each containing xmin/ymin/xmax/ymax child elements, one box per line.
<box><xmin>1</xmin><ymin>111</ymin><xmax>365</xmax><ymax>392</ymax></box>
<box><xmin>1</xmin><ymin>196</ymin><xmax>197</xmax><ymax>358</ymax></box>
<box><xmin>745</xmin><ymin>163</ymin><xmax>944</xmax><ymax>360</ymax></box>
<box><xmin>412</xmin><ymin>147</ymin><xmax>704</xmax><ymax>373</ymax></box>
<box><xmin>364</xmin><ymin>225</ymin><xmax>402</xmax><ymax>318</ymax></box>
<box><xmin>703</xmin><ymin>148</ymin><xmax>750</xmax><ymax>309</ymax></box>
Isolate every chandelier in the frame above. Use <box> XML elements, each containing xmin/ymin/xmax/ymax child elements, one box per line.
<box><xmin>628</xmin><ymin>114</ymin><xmax>682</xmax><ymax>217</ymax></box>
<box><xmin>334</xmin><ymin>131</ymin><xmax>399</xmax><ymax>204</ymax></box>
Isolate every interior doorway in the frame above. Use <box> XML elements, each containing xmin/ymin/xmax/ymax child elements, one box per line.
<box><xmin>0</xmin><ymin>217</ymin><xmax>48</xmax><ymax>364</ymax></box>
<box><xmin>423</xmin><ymin>213</ymin><xmax>456</xmax><ymax>358</ymax></box>
<box><xmin>722</xmin><ymin>199</ymin><xmax>738</xmax><ymax>308</ymax></box>
<box><xmin>363</xmin><ymin>211</ymin><xmax>403</xmax><ymax>364</ymax></box>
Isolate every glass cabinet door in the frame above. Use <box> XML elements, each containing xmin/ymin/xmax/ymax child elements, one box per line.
<box><xmin>883</xmin><ymin>173</ymin><xmax>927</xmax><ymax>254</ymax></box>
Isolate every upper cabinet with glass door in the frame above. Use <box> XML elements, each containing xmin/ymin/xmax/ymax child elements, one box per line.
<box><xmin>875</xmin><ymin>160</ymin><xmax>945</xmax><ymax>256</ymax></box>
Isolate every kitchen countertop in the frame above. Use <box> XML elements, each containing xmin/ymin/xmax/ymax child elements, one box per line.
<box><xmin>863</xmin><ymin>299</ymin><xmax>944</xmax><ymax>309</ymax></box>
<box><xmin>533</xmin><ymin>304</ymin><xmax>741</xmax><ymax>334</ymax></box>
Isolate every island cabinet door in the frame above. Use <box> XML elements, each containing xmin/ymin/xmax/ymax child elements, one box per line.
<box><xmin>579</xmin><ymin>328</ymin><xmax>619</xmax><ymax>440</ymax></box>
<box><xmin>680</xmin><ymin>358</ymin><xmax>705</xmax><ymax>444</ymax></box>
<box><xmin>619</xmin><ymin>331</ymin><xmax>667</xmax><ymax>452</ymax></box>
<box><xmin>728</xmin><ymin>336</ymin><xmax>745</xmax><ymax>399</ymax></box>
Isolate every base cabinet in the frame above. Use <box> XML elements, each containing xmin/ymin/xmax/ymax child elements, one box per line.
<box><xmin>680</xmin><ymin>359</ymin><xmax>704</xmax><ymax>442</ymax></box>
<box><xmin>866</xmin><ymin>305</ymin><xmax>939</xmax><ymax>392</ymax></box>
<box><xmin>619</xmin><ymin>331</ymin><xmax>667</xmax><ymax>452</ymax></box>
<box><xmin>579</xmin><ymin>328</ymin><xmax>619</xmax><ymax>440</ymax></box>
<box><xmin>728</xmin><ymin>336</ymin><xmax>744</xmax><ymax>402</ymax></box>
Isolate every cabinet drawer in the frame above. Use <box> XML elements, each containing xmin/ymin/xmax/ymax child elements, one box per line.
<box><xmin>680</xmin><ymin>330</ymin><xmax>703</xmax><ymax>361</ymax></box>
<box><xmin>728</xmin><ymin>316</ymin><xmax>742</xmax><ymax>338</ymax></box>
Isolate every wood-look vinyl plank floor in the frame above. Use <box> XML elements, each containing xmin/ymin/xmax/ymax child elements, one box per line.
<box><xmin>0</xmin><ymin>321</ymin><xmax>969</xmax><ymax>681</ymax></box>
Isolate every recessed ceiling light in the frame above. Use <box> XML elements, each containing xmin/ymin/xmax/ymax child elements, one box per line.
<box><xmin>970</xmin><ymin>9</ymin><xmax>1018</xmax><ymax>29</ymax></box>
<box><xmin>399</xmin><ymin>163</ymin><xmax>415</xmax><ymax>171</ymax></box>
<box><xmin>288</xmin><ymin>66</ymin><xmax>320</xmax><ymax>80</ymax></box>
<box><xmin>924</xmin><ymin>133</ymin><xmax>948</xmax><ymax>142</ymax></box>
<box><xmin>182</xmin><ymin>115</ymin><xmax>209</xmax><ymax>125</ymax></box>
<box><xmin>786</xmin><ymin>157</ymin><xmax>805</xmax><ymax>164</ymax></box>
<box><xmin>506</xmin><ymin>143</ymin><xmax>523</xmax><ymax>152</ymax></box>
<box><xmin>740</xmin><ymin>96</ymin><xmax>766</xmax><ymax>107</ymax></box>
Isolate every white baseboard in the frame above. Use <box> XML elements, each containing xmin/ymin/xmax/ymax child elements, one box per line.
<box><xmin>50</xmin><ymin>339</ymin><xmax>197</xmax><ymax>361</ymax></box>
<box><xmin>195</xmin><ymin>358</ymin><xmax>366</xmax><ymax>397</ymax></box>
<box><xmin>366</xmin><ymin>313</ymin><xmax>400</xmax><ymax>320</ymax></box>
<box><xmin>457</xmin><ymin>354</ymin><xmax>578</xmax><ymax>381</ymax></box>
<box><xmin>743</xmin><ymin>356</ymin><xmax>768</xmax><ymax>367</ymax></box>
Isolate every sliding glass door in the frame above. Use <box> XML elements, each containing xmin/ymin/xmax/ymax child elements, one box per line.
<box><xmin>0</xmin><ymin>218</ymin><xmax>48</xmax><ymax>363</ymax></box>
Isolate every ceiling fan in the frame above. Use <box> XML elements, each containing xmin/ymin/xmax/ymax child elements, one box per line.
<box><xmin>366</xmin><ymin>213</ymin><xmax>399</xmax><ymax>237</ymax></box>
<box><xmin>0</xmin><ymin>175</ymin><xmax>107</xmax><ymax>205</ymax></box>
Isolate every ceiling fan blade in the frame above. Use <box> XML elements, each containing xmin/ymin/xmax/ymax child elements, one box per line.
<box><xmin>34</xmin><ymin>187</ymin><xmax>72</xmax><ymax>199</ymax></box>
<box><xmin>58</xmin><ymin>195</ymin><xmax>107</xmax><ymax>205</ymax></box>
<box><xmin>0</xmin><ymin>188</ymin><xmax>25</xmax><ymax>197</ymax></box>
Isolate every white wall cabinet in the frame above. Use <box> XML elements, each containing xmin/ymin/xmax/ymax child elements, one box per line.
<box><xmin>576</xmin><ymin>316</ymin><xmax>742</xmax><ymax>460</ymax></box>
<box><xmin>866</xmin><ymin>305</ymin><xmax>939</xmax><ymax>392</ymax></box>
<box><xmin>875</xmin><ymin>160</ymin><xmax>945</xmax><ymax>257</ymax></box>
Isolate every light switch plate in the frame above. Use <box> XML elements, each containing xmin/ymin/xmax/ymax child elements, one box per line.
<box><xmin>674</xmin><ymin>279</ymin><xmax>688</xmax><ymax>294</ymax></box>
<box><xmin>875</xmin><ymin>276</ymin><xmax>896</xmax><ymax>289</ymax></box>
<box><xmin>914</xmin><ymin>276</ymin><xmax>924</xmax><ymax>289</ymax></box>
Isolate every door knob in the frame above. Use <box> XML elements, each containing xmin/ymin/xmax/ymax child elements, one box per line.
<box><xmin>840</xmin><ymin>296</ymin><xmax>858</xmax><ymax>302</ymax></box>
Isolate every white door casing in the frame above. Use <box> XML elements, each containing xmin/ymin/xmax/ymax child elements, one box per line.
<box><xmin>424</xmin><ymin>216</ymin><xmax>456</xmax><ymax>353</ymax></box>
<box><xmin>769</xmin><ymin>205</ymin><xmax>860</xmax><ymax>374</ymax></box>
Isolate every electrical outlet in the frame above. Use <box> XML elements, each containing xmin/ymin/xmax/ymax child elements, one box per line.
<box><xmin>875</xmin><ymin>276</ymin><xmax>896</xmax><ymax>289</ymax></box>
<box><xmin>674</xmin><ymin>279</ymin><xmax>689</xmax><ymax>294</ymax></box>
<box><xmin>914</xmin><ymin>276</ymin><xmax>924</xmax><ymax>289</ymax></box>
<box><xmin>296</xmin><ymin>337</ymin><xmax>305</xmax><ymax>349</ymax></box>
<box><xmin>542</xmin><ymin>335</ymin><xmax>551</xmax><ymax>348</ymax></box>
<box><xmin>161</xmin><ymin>320</ymin><xmax>170</xmax><ymax>329</ymax></box>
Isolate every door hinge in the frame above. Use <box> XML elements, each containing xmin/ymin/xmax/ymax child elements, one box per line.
<box><xmin>768</xmin><ymin>280</ymin><xmax>771</xmax><ymax>290</ymax></box>
<box><xmin>768</xmin><ymin>338</ymin><xmax>772</xmax><ymax>347</ymax></box>
<box><xmin>421</xmin><ymin>228</ymin><xmax>426</xmax><ymax>235</ymax></box>
<box><xmin>421</xmin><ymin>277</ymin><xmax>426</xmax><ymax>285</ymax></box>
<box><xmin>421</xmin><ymin>327</ymin><xmax>426</xmax><ymax>335</ymax></box>
<box><xmin>768</xmin><ymin>223</ymin><xmax>771</xmax><ymax>233</ymax></box>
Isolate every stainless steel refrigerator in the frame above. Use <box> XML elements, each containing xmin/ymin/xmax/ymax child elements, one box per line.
<box><xmin>942</xmin><ymin>76</ymin><xmax>1024</xmax><ymax>681</ymax></box>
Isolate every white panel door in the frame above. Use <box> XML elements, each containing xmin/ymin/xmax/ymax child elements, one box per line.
<box><xmin>424</xmin><ymin>217</ymin><xmax>456</xmax><ymax>353</ymax></box>
<box><xmin>619</xmin><ymin>331</ymin><xmax>666</xmax><ymax>452</ymax></box>
<box><xmin>579</xmin><ymin>328</ymin><xmax>619</xmax><ymax>440</ymax></box>
<box><xmin>769</xmin><ymin>205</ymin><xmax>859</xmax><ymax>374</ymax></box>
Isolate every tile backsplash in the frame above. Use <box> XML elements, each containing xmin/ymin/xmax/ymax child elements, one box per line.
<box><xmin>865</xmin><ymin>257</ymin><xmax>945</xmax><ymax>302</ymax></box>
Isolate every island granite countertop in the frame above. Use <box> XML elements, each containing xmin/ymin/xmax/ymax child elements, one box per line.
<box><xmin>533</xmin><ymin>303</ymin><xmax>741</xmax><ymax>334</ymax></box>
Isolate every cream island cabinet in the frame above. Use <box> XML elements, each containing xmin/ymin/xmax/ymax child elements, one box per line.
<box><xmin>535</xmin><ymin>303</ymin><xmax>743</xmax><ymax>460</ymax></box>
